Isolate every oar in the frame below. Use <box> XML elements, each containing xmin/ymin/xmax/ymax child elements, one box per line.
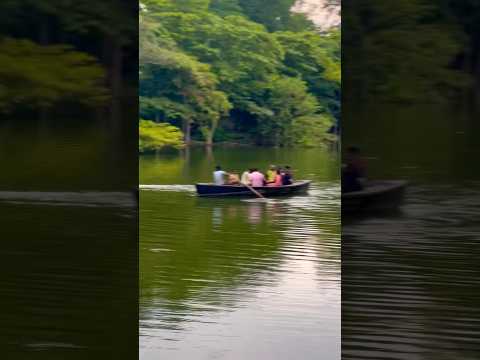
<box><xmin>243</xmin><ymin>183</ymin><xmax>266</xmax><ymax>199</ymax></box>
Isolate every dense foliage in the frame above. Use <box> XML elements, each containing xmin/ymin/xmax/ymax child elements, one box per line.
<box><xmin>139</xmin><ymin>0</ymin><xmax>341</xmax><ymax>149</ymax></box>
<box><xmin>0</xmin><ymin>0</ymin><xmax>136</xmax><ymax>116</ymax></box>
<box><xmin>341</xmin><ymin>0</ymin><xmax>480</xmax><ymax>105</ymax></box>
<box><xmin>139</xmin><ymin>119</ymin><xmax>184</xmax><ymax>153</ymax></box>
<box><xmin>0</xmin><ymin>38</ymin><xmax>107</xmax><ymax>112</ymax></box>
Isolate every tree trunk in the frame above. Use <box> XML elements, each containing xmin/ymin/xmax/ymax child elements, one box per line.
<box><xmin>183</xmin><ymin>119</ymin><xmax>191</xmax><ymax>144</ymax></box>
<box><xmin>205</xmin><ymin>143</ymin><xmax>213</xmax><ymax>160</ymax></box>
<box><xmin>205</xmin><ymin>129</ymin><xmax>214</xmax><ymax>146</ymax></box>
<box><xmin>205</xmin><ymin>122</ymin><xmax>217</xmax><ymax>146</ymax></box>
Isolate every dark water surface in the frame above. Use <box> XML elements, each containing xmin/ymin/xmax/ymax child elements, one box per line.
<box><xmin>0</xmin><ymin>123</ymin><xmax>137</xmax><ymax>358</ymax></box>
<box><xmin>342</xmin><ymin>105</ymin><xmax>480</xmax><ymax>359</ymax></box>
<box><xmin>140</xmin><ymin>147</ymin><xmax>340</xmax><ymax>360</ymax></box>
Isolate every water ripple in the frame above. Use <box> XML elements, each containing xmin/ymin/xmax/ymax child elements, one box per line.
<box><xmin>0</xmin><ymin>191</ymin><xmax>136</xmax><ymax>208</ymax></box>
<box><xmin>140</xmin><ymin>179</ymin><xmax>340</xmax><ymax>360</ymax></box>
<box><xmin>343</xmin><ymin>184</ymin><xmax>480</xmax><ymax>359</ymax></box>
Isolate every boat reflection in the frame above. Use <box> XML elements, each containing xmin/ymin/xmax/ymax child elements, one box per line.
<box><xmin>212</xmin><ymin>206</ymin><xmax>222</xmax><ymax>230</ymax></box>
<box><xmin>207</xmin><ymin>200</ymin><xmax>283</xmax><ymax>228</ymax></box>
<box><xmin>247</xmin><ymin>202</ymin><xmax>263</xmax><ymax>225</ymax></box>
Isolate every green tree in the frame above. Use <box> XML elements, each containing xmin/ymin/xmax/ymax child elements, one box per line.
<box><xmin>0</xmin><ymin>38</ymin><xmax>107</xmax><ymax>113</ymax></box>
<box><xmin>254</xmin><ymin>76</ymin><xmax>333</xmax><ymax>146</ymax></box>
<box><xmin>343</xmin><ymin>0</ymin><xmax>469</xmax><ymax>104</ymax></box>
<box><xmin>447</xmin><ymin>0</ymin><xmax>480</xmax><ymax>89</ymax></box>
<box><xmin>139</xmin><ymin>0</ymin><xmax>340</xmax><ymax>147</ymax></box>
<box><xmin>209</xmin><ymin>0</ymin><xmax>244</xmax><ymax>17</ymax></box>
<box><xmin>276</xmin><ymin>30</ymin><xmax>341</xmax><ymax>117</ymax></box>
<box><xmin>141</xmin><ymin>0</ymin><xmax>210</xmax><ymax>13</ymax></box>
<box><xmin>0</xmin><ymin>0</ymin><xmax>137</xmax><ymax>128</ymax></box>
<box><xmin>238</xmin><ymin>0</ymin><xmax>312</xmax><ymax>32</ymax></box>
<box><xmin>157</xmin><ymin>12</ymin><xmax>284</xmax><ymax>83</ymax></box>
<box><xmin>140</xmin><ymin>9</ymin><xmax>232</xmax><ymax>144</ymax></box>
<box><xmin>139</xmin><ymin>119</ymin><xmax>184</xmax><ymax>153</ymax></box>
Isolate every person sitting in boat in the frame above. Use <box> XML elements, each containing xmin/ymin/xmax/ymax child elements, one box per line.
<box><xmin>342</xmin><ymin>146</ymin><xmax>367</xmax><ymax>193</ymax></box>
<box><xmin>266</xmin><ymin>165</ymin><xmax>277</xmax><ymax>183</ymax></box>
<box><xmin>213</xmin><ymin>165</ymin><xmax>229</xmax><ymax>185</ymax></box>
<box><xmin>228</xmin><ymin>172</ymin><xmax>240</xmax><ymax>185</ymax></box>
<box><xmin>241</xmin><ymin>169</ymin><xmax>252</xmax><ymax>185</ymax></box>
<box><xmin>248</xmin><ymin>168</ymin><xmax>266</xmax><ymax>187</ymax></box>
<box><xmin>282</xmin><ymin>166</ymin><xmax>293</xmax><ymax>185</ymax></box>
<box><xmin>268</xmin><ymin>169</ymin><xmax>283</xmax><ymax>187</ymax></box>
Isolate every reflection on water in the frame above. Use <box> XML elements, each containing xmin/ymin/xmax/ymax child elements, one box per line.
<box><xmin>343</xmin><ymin>184</ymin><xmax>480</xmax><ymax>359</ymax></box>
<box><xmin>140</xmin><ymin>148</ymin><xmax>340</xmax><ymax>360</ymax></box>
<box><xmin>0</xmin><ymin>195</ymin><xmax>137</xmax><ymax>358</ymax></box>
<box><xmin>246</xmin><ymin>201</ymin><xmax>268</xmax><ymax>225</ymax></box>
<box><xmin>342</xmin><ymin>105</ymin><xmax>480</xmax><ymax>359</ymax></box>
<box><xmin>0</xmin><ymin>124</ymin><xmax>138</xmax><ymax>358</ymax></box>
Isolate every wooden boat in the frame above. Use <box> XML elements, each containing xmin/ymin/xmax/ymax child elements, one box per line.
<box><xmin>342</xmin><ymin>180</ymin><xmax>408</xmax><ymax>214</ymax></box>
<box><xmin>195</xmin><ymin>180</ymin><xmax>311</xmax><ymax>197</ymax></box>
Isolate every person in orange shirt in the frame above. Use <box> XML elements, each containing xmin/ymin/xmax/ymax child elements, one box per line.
<box><xmin>268</xmin><ymin>169</ymin><xmax>283</xmax><ymax>187</ymax></box>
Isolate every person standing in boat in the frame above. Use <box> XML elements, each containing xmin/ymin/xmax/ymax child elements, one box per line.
<box><xmin>213</xmin><ymin>166</ymin><xmax>229</xmax><ymax>185</ymax></box>
<box><xmin>342</xmin><ymin>146</ymin><xmax>367</xmax><ymax>192</ymax></box>
<box><xmin>248</xmin><ymin>168</ymin><xmax>266</xmax><ymax>187</ymax></box>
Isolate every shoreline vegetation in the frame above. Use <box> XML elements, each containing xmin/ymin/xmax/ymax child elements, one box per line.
<box><xmin>139</xmin><ymin>0</ymin><xmax>341</xmax><ymax>153</ymax></box>
<box><xmin>139</xmin><ymin>133</ymin><xmax>340</xmax><ymax>154</ymax></box>
<box><xmin>139</xmin><ymin>116</ymin><xmax>339</xmax><ymax>154</ymax></box>
<box><xmin>139</xmin><ymin>138</ymin><xmax>339</xmax><ymax>155</ymax></box>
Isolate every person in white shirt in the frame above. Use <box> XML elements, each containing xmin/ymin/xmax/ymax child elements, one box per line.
<box><xmin>213</xmin><ymin>165</ymin><xmax>229</xmax><ymax>185</ymax></box>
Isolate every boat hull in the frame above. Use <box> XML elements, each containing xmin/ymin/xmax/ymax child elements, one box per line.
<box><xmin>195</xmin><ymin>180</ymin><xmax>311</xmax><ymax>197</ymax></box>
<box><xmin>342</xmin><ymin>180</ymin><xmax>408</xmax><ymax>214</ymax></box>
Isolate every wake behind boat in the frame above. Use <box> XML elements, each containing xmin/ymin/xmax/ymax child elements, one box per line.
<box><xmin>195</xmin><ymin>180</ymin><xmax>311</xmax><ymax>197</ymax></box>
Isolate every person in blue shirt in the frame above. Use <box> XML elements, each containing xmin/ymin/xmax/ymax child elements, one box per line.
<box><xmin>282</xmin><ymin>166</ymin><xmax>293</xmax><ymax>185</ymax></box>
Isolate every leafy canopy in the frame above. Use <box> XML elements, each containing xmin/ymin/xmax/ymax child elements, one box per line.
<box><xmin>139</xmin><ymin>119</ymin><xmax>184</xmax><ymax>152</ymax></box>
<box><xmin>0</xmin><ymin>38</ymin><xmax>107</xmax><ymax>112</ymax></box>
<box><xmin>139</xmin><ymin>0</ymin><xmax>340</xmax><ymax>147</ymax></box>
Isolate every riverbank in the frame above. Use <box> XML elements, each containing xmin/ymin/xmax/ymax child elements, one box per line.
<box><xmin>190</xmin><ymin>137</ymin><xmax>339</xmax><ymax>147</ymax></box>
<box><xmin>140</xmin><ymin>137</ymin><xmax>339</xmax><ymax>154</ymax></box>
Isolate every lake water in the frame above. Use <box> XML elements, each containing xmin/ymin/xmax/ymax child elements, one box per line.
<box><xmin>342</xmin><ymin>104</ymin><xmax>480</xmax><ymax>359</ymax></box>
<box><xmin>0</xmin><ymin>122</ymin><xmax>138</xmax><ymax>358</ymax></box>
<box><xmin>139</xmin><ymin>147</ymin><xmax>341</xmax><ymax>360</ymax></box>
<box><xmin>4</xmin><ymin>103</ymin><xmax>478</xmax><ymax>360</ymax></box>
